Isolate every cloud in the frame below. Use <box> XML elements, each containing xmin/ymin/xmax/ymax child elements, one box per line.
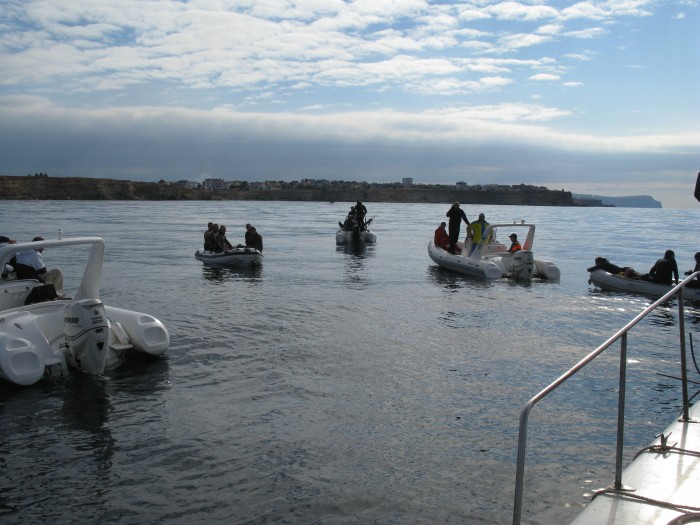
<box><xmin>0</xmin><ymin>0</ymin><xmax>697</xmax><ymax>207</ymax></box>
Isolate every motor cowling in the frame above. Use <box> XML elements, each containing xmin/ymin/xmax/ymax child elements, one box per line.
<box><xmin>63</xmin><ymin>299</ymin><xmax>108</xmax><ymax>375</ymax></box>
<box><xmin>511</xmin><ymin>251</ymin><xmax>534</xmax><ymax>281</ymax></box>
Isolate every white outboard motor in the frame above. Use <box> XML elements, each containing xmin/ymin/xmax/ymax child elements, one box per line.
<box><xmin>511</xmin><ymin>251</ymin><xmax>534</xmax><ymax>281</ymax></box>
<box><xmin>63</xmin><ymin>299</ymin><xmax>108</xmax><ymax>375</ymax></box>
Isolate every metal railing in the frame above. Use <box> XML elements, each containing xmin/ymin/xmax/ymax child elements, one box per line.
<box><xmin>512</xmin><ymin>272</ymin><xmax>700</xmax><ymax>525</ymax></box>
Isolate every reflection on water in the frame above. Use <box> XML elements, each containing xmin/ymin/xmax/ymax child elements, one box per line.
<box><xmin>426</xmin><ymin>265</ymin><xmax>496</xmax><ymax>293</ymax></box>
<box><xmin>200</xmin><ymin>264</ymin><xmax>263</xmax><ymax>282</ymax></box>
<box><xmin>339</xmin><ymin>243</ymin><xmax>374</xmax><ymax>287</ymax></box>
<box><xmin>336</xmin><ymin>242</ymin><xmax>372</xmax><ymax>256</ymax></box>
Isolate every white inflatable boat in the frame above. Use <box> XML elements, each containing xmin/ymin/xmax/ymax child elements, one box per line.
<box><xmin>0</xmin><ymin>236</ymin><xmax>170</xmax><ymax>386</ymax></box>
<box><xmin>428</xmin><ymin>223</ymin><xmax>560</xmax><ymax>281</ymax></box>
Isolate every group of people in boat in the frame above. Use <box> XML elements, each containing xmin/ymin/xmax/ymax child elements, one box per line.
<box><xmin>435</xmin><ymin>204</ymin><xmax>521</xmax><ymax>256</ymax></box>
<box><xmin>338</xmin><ymin>201</ymin><xmax>369</xmax><ymax>232</ymax></box>
<box><xmin>587</xmin><ymin>250</ymin><xmax>700</xmax><ymax>288</ymax></box>
<box><xmin>1</xmin><ymin>234</ymin><xmax>65</xmax><ymax>300</ymax></box>
<box><xmin>203</xmin><ymin>222</ymin><xmax>263</xmax><ymax>253</ymax></box>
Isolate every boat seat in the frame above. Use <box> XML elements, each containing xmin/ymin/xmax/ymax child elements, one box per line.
<box><xmin>0</xmin><ymin>282</ymin><xmax>39</xmax><ymax>311</ymax></box>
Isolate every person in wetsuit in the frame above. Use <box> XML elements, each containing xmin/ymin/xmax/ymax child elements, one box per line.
<box><xmin>641</xmin><ymin>250</ymin><xmax>679</xmax><ymax>285</ymax></box>
<box><xmin>354</xmin><ymin>201</ymin><xmax>367</xmax><ymax>231</ymax></box>
<box><xmin>587</xmin><ymin>257</ymin><xmax>639</xmax><ymax>277</ymax></box>
<box><xmin>246</xmin><ymin>226</ymin><xmax>263</xmax><ymax>252</ymax></box>
<box><xmin>445</xmin><ymin>202</ymin><xmax>469</xmax><ymax>254</ymax></box>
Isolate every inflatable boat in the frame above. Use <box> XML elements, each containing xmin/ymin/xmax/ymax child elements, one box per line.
<box><xmin>195</xmin><ymin>247</ymin><xmax>263</xmax><ymax>267</ymax></box>
<box><xmin>588</xmin><ymin>269</ymin><xmax>700</xmax><ymax>301</ymax></box>
<box><xmin>428</xmin><ymin>223</ymin><xmax>560</xmax><ymax>281</ymax></box>
<box><xmin>0</xmin><ymin>236</ymin><xmax>169</xmax><ymax>386</ymax></box>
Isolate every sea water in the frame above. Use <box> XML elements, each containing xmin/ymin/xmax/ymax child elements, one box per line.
<box><xmin>1</xmin><ymin>200</ymin><xmax>699</xmax><ymax>524</ymax></box>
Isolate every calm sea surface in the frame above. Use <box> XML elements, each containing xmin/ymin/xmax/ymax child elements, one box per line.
<box><xmin>1</xmin><ymin>200</ymin><xmax>699</xmax><ymax>524</ymax></box>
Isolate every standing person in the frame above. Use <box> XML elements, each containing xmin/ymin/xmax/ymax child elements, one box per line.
<box><xmin>247</xmin><ymin>226</ymin><xmax>263</xmax><ymax>252</ymax></box>
<box><xmin>214</xmin><ymin>225</ymin><xmax>233</xmax><ymax>253</ymax></box>
<box><xmin>507</xmin><ymin>233</ymin><xmax>521</xmax><ymax>253</ymax></box>
<box><xmin>445</xmin><ymin>202</ymin><xmax>469</xmax><ymax>254</ymax></box>
<box><xmin>434</xmin><ymin>222</ymin><xmax>450</xmax><ymax>251</ymax></box>
<box><xmin>203</xmin><ymin>222</ymin><xmax>216</xmax><ymax>251</ymax></box>
<box><xmin>14</xmin><ymin>237</ymin><xmax>64</xmax><ymax>291</ymax></box>
<box><xmin>467</xmin><ymin>213</ymin><xmax>490</xmax><ymax>254</ymax></box>
<box><xmin>355</xmin><ymin>201</ymin><xmax>367</xmax><ymax>231</ymax></box>
<box><xmin>641</xmin><ymin>250</ymin><xmax>679</xmax><ymax>285</ymax></box>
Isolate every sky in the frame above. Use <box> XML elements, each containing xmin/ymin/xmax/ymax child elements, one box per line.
<box><xmin>0</xmin><ymin>1</ymin><xmax>699</xmax><ymax>208</ymax></box>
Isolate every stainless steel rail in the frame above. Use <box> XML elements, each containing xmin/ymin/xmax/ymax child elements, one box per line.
<box><xmin>512</xmin><ymin>272</ymin><xmax>700</xmax><ymax>525</ymax></box>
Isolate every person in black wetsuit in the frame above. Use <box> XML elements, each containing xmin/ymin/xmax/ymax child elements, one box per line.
<box><xmin>641</xmin><ymin>250</ymin><xmax>679</xmax><ymax>285</ymax></box>
<box><xmin>684</xmin><ymin>252</ymin><xmax>700</xmax><ymax>288</ymax></box>
<box><xmin>246</xmin><ymin>226</ymin><xmax>263</xmax><ymax>252</ymax></box>
<box><xmin>587</xmin><ymin>257</ymin><xmax>640</xmax><ymax>278</ymax></box>
<box><xmin>445</xmin><ymin>202</ymin><xmax>470</xmax><ymax>254</ymax></box>
<box><xmin>354</xmin><ymin>201</ymin><xmax>367</xmax><ymax>231</ymax></box>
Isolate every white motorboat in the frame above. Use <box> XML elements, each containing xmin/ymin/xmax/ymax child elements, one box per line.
<box><xmin>0</xmin><ymin>236</ymin><xmax>170</xmax><ymax>386</ymax></box>
<box><xmin>588</xmin><ymin>268</ymin><xmax>700</xmax><ymax>301</ymax></box>
<box><xmin>427</xmin><ymin>223</ymin><xmax>560</xmax><ymax>281</ymax></box>
<box><xmin>195</xmin><ymin>247</ymin><xmax>263</xmax><ymax>267</ymax></box>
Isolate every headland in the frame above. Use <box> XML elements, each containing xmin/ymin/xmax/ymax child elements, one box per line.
<box><xmin>0</xmin><ymin>174</ymin><xmax>585</xmax><ymax>206</ymax></box>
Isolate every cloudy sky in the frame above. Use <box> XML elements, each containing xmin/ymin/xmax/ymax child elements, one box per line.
<box><xmin>1</xmin><ymin>0</ymin><xmax>698</xmax><ymax>208</ymax></box>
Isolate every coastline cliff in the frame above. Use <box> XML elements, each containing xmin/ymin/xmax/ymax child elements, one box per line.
<box><xmin>0</xmin><ymin>175</ymin><xmax>576</xmax><ymax>206</ymax></box>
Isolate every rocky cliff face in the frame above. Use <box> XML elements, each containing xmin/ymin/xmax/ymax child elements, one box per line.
<box><xmin>0</xmin><ymin>175</ymin><xmax>574</xmax><ymax>205</ymax></box>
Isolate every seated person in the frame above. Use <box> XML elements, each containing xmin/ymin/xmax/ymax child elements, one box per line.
<box><xmin>14</xmin><ymin>237</ymin><xmax>64</xmax><ymax>290</ymax></box>
<box><xmin>214</xmin><ymin>225</ymin><xmax>233</xmax><ymax>253</ymax></box>
<box><xmin>203</xmin><ymin>223</ymin><xmax>217</xmax><ymax>251</ymax></box>
<box><xmin>587</xmin><ymin>257</ymin><xmax>639</xmax><ymax>278</ymax></box>
<box><xmin>684</xmin><ymin>252</ymin><xmax>700</xmax><ymax>288</ymax></box>
<box><xmin>434</xmin><ymin>222</ymin><xmax>450</xmax><ymax>251</ymax></box>
<box><xmin>507</xmin><ymin>233</ymin><xmax>521</xmax><ymax>253</ymax></box>
<box><xmin>246</xmin><ymin>226</ymin><xmax>263</xmax><ymax>252</ymax></box>
<box><xmin>641</xmin><ymin>250</ymin><xmax>679</xmax><ymax>285</ymax></box>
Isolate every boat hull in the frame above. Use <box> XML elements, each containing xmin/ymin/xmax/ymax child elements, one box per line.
<box><xmin>589</xmin><ymin>269</ymin><xmax>700</xmax><ymax>301</ymax></box>
<box><xmin>336</xmin><ymin>228</ymin><xmax>377</xmax><ymax>245</ymax></box>
<box><xmin>195</xmin><ymin>248</ymin><xmax>263</xmax><ymax>267</ymax></box>
<box><xmin>428</xmin><ymin>240</ymin><xmax>502</xmax><ymax>279</ymax></box>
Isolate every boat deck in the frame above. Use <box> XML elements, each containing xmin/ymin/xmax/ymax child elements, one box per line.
<box><xmin>570</xmin><ymin>402</ymin><xmax>700</xmax><ymax>525</ymax></box>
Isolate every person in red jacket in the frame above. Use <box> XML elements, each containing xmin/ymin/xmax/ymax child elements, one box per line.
<box><xmin>434</xmin><ymin>222</ymin><xmax>451</xmax><ymax>251</ymax></box>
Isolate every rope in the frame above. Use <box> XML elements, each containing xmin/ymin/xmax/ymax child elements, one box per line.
<box><xmin>592</xmin><ymin>488</ymin><xmax>700</xmax><ymax>514</ymax></box>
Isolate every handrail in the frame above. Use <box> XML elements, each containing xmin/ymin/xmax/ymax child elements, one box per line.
<box><xmin>512</xmin><ymin>271</ymin><xmax>700</xmax><ymax>525</ymax></box>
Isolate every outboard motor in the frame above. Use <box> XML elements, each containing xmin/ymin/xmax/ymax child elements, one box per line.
<box><xmin>511</xmin><ymin>251</ymin><xmax>534</xmax><ymax>281</ymax></box>
<box><xmin>63</xmin><ymin>299</ymin><xmax>108</xmax><ymax>375</ymax></box>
